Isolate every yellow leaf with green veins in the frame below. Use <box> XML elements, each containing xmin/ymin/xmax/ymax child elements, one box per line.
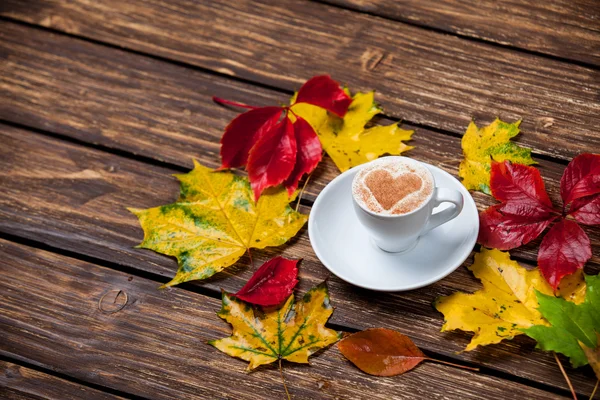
<box><xmin>434</xmin><ymin>248</ymin><xmax>585</xmax><ymax>351</ymax></box>
<box><xmin>129</xmin><ymin>161</ymin><xmax>307</xmax><ymax>287</ymax></box>
<box><xmin>209</xmin><ymin>282</ymin><xmax>341</xmax><ymax>370</ymax></box>
<box><xmin>291</xmin><ymin>90</ymin><xmax>413</xmax><ymax>172</ymax></box>
<box><xmin>459</xmin><ymin>119</ymin><xmax>535</xmax><ymax>194</ymax></box>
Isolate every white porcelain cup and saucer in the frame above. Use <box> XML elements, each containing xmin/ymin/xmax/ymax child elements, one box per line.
<box><xmin>308</xmin><ymin>156</ymin><xmax>479</xmax><ymax>291</ymax></box>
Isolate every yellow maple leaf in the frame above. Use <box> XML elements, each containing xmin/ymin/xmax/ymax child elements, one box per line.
<box><xmin>209</xmin><ymin>282</ymin><xmax>341</xmax><ymax>370</ymax></box>
<box><xmin>129</xmin><ymin>161</ymin><xmax>307</xmax><ymax>287</ymax></box>
<box><xmin>291</xmin><ymin>90</ymin><xmax>413</xmax><ymax>172</ymax></box>
<box><xmin>459</xmin><ymin>119</ymin><xmax>535</xmax><ymax>194</ymax></box>
<box><xmin>434</xmin><ymin>248</ymin><xmax>585</xmax><ymax>351</ymax></box>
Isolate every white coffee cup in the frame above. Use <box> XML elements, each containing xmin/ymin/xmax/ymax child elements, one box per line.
<box><xmin>351</xmin><ymin>157</ymin><xmax>464</xmax><ymax>253</ymax></box>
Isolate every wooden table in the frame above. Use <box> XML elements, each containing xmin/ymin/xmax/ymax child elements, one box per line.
<box><xmin>1</xmin><ymin>1</ymin><xmax>599</xmax><ymax>398</ymax></box>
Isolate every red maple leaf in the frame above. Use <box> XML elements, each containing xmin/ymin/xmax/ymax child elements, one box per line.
<box><xmin>235</xmin><ymin>257</ymin><xmax>300</xmax><ymax>306</ymax></box>
<box><xmin>478</xmin><ymin>154</ymin><xmax>600</xmax><ymax>290</ymax></box>
<box><xmin>214</xmin><ymin>75</ymin><xmax>352</xmax><ymax>200</ymax></box>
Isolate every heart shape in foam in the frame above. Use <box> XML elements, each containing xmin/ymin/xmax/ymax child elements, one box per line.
<box><xmin>364</xmin><ymin>170</ymin><xmax>423</xmax><ymax>210</ymax></box>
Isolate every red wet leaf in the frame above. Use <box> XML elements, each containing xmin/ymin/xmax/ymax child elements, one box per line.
<box><xmin>216</xmin><ymin>75</ymin><xmax>350</xmax><ymax>200</ymax></box>
<box><xmin>235</xmin><ymin>257</ymin><xmax>299</xmax><ymax>306</ymax></box>
<box><xmin>247</xmin><ymin>117</ymin><xmax>297</xmax><ymax>200</ymax></box>
<box><xmin>338</xmin><ymin>328</ymin><xmax>426</xmax><ymax>376</ymax></box>
<box><xmin>538</xmin><ymin>219</ymin><xmax>592</xmax><ymax>291</ymax></box>
<box><xmin>283</xmin><ymin>116</ymin><xmax>322</xmax><ymax>195</ymax></box>
<box><xmin>478</xmin><ymin>204</ymin><xmax>555</xmax><ymax>250</ymax></box>
<box><xmin>560</xmin><ymin>153</ymin><xmax>600</xmax><ymax>206</ymax></box>
<box><xmin>295</xmin><ymin>75</ymin><xmax>352</xmax><ymax>117</ymax></box>
<box><xmin>570</xmin><ymin>194</ymin><xmax>600</xmax><ymax>225</ymax></box>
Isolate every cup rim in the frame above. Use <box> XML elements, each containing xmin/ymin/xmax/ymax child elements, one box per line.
<box><xmin>351</xmin><ymin>156</ymin><xmax>436</xmax><ymax>219</ymax></box>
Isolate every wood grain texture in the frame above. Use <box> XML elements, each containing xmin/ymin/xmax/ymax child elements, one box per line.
<box><xmin>321</xmin><ymin>0</ymin><xmax>600</xmax><ymax>66</ymax></box>
<box><xmin>0</xmin><ymin>361</ymin><xmax>123</xmax><ymax>400</ymax></box>
<box><xmin>1</xmin><ymin>22</ymin><xmax>598</xmax><ymax>269</ymax></box>
<box><xmin>1</xmin><ymin>1</ymin><xmax>599</xmax><ymax>161</ymax></box>
<box><xmin>0</xmin><ymin>125</ymin><xmax>596</xmax><ymax>395</ymax></box>
<box><xmin>0</xmin><ymin>240</ymin><xmax>568</xmax><ymax>400</ymax></box>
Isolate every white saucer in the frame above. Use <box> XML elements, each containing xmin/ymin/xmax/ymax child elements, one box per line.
<box><xmin>308</xmin><ymin>164</ymin><xmax>479</xmax><ymax>291</ymax></box>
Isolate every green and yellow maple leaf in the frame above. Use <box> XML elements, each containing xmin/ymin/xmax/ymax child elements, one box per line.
<box><xmin>524</xmin><ymin>274</ymin><xmax>600</xmax><ymax>374</ymax></box>
<box><xmin>291</xmin><ymin>89</ymin><xmax>413</xmax><ymax>172</ymax></box>
<box><xmin>459</xmin><ymin>119</ymin><xmax>535</xmax><ymax>194</ymax></box>
<box><xmin>434</xmin><ymin>248</ymin><xmax>585</xmax><ymax>351</ymax></box>
<box><xmin>129</xmin><ymin>161</ymin><xmax>307</xmax><ymax>287</ymax></box>
<box><xmin>209</xmin><ymin>282</ymin><xmax>341</xmax><ymax>370</ymax></box>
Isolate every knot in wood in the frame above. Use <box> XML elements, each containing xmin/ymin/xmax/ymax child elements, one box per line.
<box><xmin>98</xmin><ymin>289</ymin><xmax>128</xmax><ymax>314</ymax></box>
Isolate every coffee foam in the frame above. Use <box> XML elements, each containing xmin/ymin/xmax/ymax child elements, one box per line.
<box><xmin>352</xmin><ymin>158</ymin><xmax>433</xmax><ymax>216</ymax></box>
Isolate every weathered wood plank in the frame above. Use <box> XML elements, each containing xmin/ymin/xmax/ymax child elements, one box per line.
<box><xmin>0</xmin><ymin>125</ymin><xmax>595</xmax><ymax>395</ymax></box>
<box><xmin>1</xmin><ymin>22</ymin><xmax>598</xmax><ymax>268</ymax></box>
<box><xmin>321</xmin><ymin>0</ymin><xmax>600</xmax><ymax>67</ymax></box>
<box><xmin>0</xmin><ymin>240</ymin><xmax>567</xmax><ymax>399</ymax></box>
<box><xmin>0</xmin><ymin>361</ymin><xmax>123</xmax><ymax>400</ymax></box>
<box><xmin>1</xmin><ymin>1</ymin><xmax>598</xmax><ymax>161</ymax></box>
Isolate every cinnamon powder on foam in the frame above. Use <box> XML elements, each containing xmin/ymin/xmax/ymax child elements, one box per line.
<box><xmin>353</xmin><ymin>162</ymin><xmax>433</xmax><ymax>215</ymax></box>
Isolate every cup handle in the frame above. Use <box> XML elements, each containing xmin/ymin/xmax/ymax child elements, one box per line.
<box><xmin>423</xmin><ymin>188</ymin><xmax>464</xmax><ymax>234</ymax></box>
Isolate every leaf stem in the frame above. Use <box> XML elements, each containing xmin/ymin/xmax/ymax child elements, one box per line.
<box><xmin>279</xmin><ymin>358</ymin><xmax>291</xmax><ymax>400</ymax></box>
<box><xmin>426</xmin><ymin>358</ymin><xmax>479</xmax><ymax>372</ymax></box>
<box><xmin>295</xmin><ymin>172</ymin><xmax>313</xmax><ymax>212</ymax></box>
<box><xmin>590</xmin><ymin>380</ymin><xmax>598</xmax><ymax>400</ymax></box>
<box><xmin>554</xmin><ymin>352</ymin><xmax>578</xmax><ymax>400</ymax></box>
<box><xmin>212</xmin><ymin>96</ymin><xmax>257</xmax><ymax>110</ymax></box>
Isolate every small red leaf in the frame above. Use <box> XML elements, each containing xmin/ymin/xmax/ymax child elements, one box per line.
<box><xmin>247</xmin><ymin>116</ymin><xmax>297</xmax><ymax>200</ymax></box>
<box><xmin>478</xmin><ymin>205</ymin><xmax>555</xmax><ymax>250</ymax></box>
<box><xmin>220</xmin><ymin>107</ymin><xmax>284</xmax><ymax>169</ymax></box>
<box><xmin>538</xmin><ymin>219</ymin><xmax>592</xmax><ymax>291</ymax></box>
<box><xmin>561</xmin><ymin>153</ymin><xmax>600</xmax><ymax>206</ymax></box>
<box><xmin>338</xmin><ymin>328</ymin><xmax>426</xmax><ymax>376</ymax></box>
<box><xmin>570</xmin><ymin>194</ymin><xmax>600</xmax><ymax>225</ymax></box>
<box><xmin>283</xmin><ymin>116</ymin><xmax>322</xmax><ymax>194</ymax></box>
<box><xmin>235</xmin><ymin>257</ymin><xmax>299</xmax><ymax>306</ymax></box>
<box><xmin>294</xmin><ymin>75</ymin><xmax>352</xmax><ymax>117</ymax></box>
<box><xmin>490</xmin><ymin>161</ymin><xmax>554</xmax><ymax>210</ymax></box>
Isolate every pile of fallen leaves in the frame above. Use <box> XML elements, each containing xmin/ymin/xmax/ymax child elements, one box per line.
<box><xmin>128</xmin><ymin>75</ymin><xmax>599</xmax><ymax>398</ymax></box>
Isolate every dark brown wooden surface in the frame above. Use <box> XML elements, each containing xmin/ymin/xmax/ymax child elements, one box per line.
<box><xmin>0</xmin><ymin>362</ymin><xmax>123</xmax><ymax>400</ymax></box>
<box><xmin>321</xmin><ymin>0</ymin><xmax>600</xmax><ymax>66</ymax></box>
<box><xmin>0</xmin><ymin>240</ymin><xmax>569</xmax><ymax>400</ymax></box>
<box><xmin>1</xmin><ymin>0</ymin><xmax>599</xmax><ymax>398</ymax></box>
<box><xmin>1</xmin><ymin>1</ymin><xmax>599</xmax><ymax>161</ymax></box>
<box><xmin>0</xmin><ymin>124</ymin><xmax>596</xmax><ymax>396</ymax></box>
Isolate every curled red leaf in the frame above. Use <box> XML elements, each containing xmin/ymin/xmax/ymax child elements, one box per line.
<box><xmin>561</xmin><ymin>153</ymin><xmax>600</xmax><ymax>206</ymax></box>
<box><xmin>235</xmin><ymin>257</ymin><xmax>299</xmax><ymax>306</ymax></box>
<box><xmin>338</xmin><ymin>328</ymin><xmax>425</xmax><ymax>376</ymax></box>
<box><xmin>283</xmin><ymin>116</ymin><xmax>322</xmax><ymax>195</ymax></box>
<box><xmin>247</xmin><ymin>117</ymin><xmax>297</xmax><ymax>200</ymax></box>
<box><xmin>538</xmin><ymin>219</ymin><xmax>592</xmax><ymax>291</ymax></box>
<box><xmin>490</xmin><ymin>161</ymin><xmax>553</xmax><ymax>211</ymax></box>
<box><xmin>570</xmin><ymin>194</ymin><xmax>600</xmax><ymax>225</ymax></box>
<box><xmin>295</xmin><ymin>75</ymin><xmax>352</xmax><ymax>117</ymax></box>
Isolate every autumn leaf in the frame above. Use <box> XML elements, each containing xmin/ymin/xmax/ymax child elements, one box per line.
<box><xmin>524</xmin><ymin>274</ymin><xmax>600</xmax><ymax>376</ymax></box>
<box><xmin>209</xmin><ymin>281</ymin><xmax>341</xmax><ymax>370</ymax></box>
<box><xmin>235</xmin><ymin>257</ymin><xmax>299</xmax><ymax>306</ymax></box>
<box><xmin>129</xmin><ymin>161</ymin><xmax>307</xmax><ymax>287</ymax></box>
<box><xmin>291</xmin><ymin>90</ymin><xmax>413</xmax><ymax>172</ymax></box>
<box><xmin>216</xmin><ymin>75</ymin><xmax>351</xmax><ymax>199</ymax></box>
<box><xmin>434</xmin><ymin>248</ymin><xmax>585</xmax><ymax>351</ymax></box>
<box><xmin>479</xmin><ymin>154</ymin><xmax>599</xmax><ymax>289</ymax></box>
<box><xmin>459</xmin><ymin>119</ymin><xmax>535</xmax><ymax>194</ymax></box>
<box><xmin>338</xmin><ymin>328</ymin><xmax>478</xmax><ymax>376</ymax></box>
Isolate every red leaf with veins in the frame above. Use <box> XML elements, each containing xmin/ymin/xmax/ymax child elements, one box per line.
<box><xmin>247</xmin><ymin>116</ymin><xmax>297</xmax><ymax>200</ymax></box>
<box><xmin>478</xmin><ymin>205</ymin><xmax>556</xmax><ymax>250</ymax></box>
<box><xmin>295</xmin><ymin>75</ymin><xmax>352</xmax><ymax>117</ymax></box>
<box><xmin>490</xmin><ymin>161</ymin><xmax>553</xmax><ymax>210</ymax></box>
<box><xmin>220</xmin><ymin>107</ymin><xmax>284</xmax><ymax>169</ymax></box>
<box><xmin>283</xmin><ymin>116</ymin><xmax>322</xmax><ymax>195</ymax></box>
<box><xmin>561</xmin><ymin>153</ymin><xmax>600</xmax><ymax>206</ymax></box>
<box><xmin>235</xmin><ymin>257</ymin><xmax>299</xmax><ymax>306</ymax></box>
<box><xmin>538</xmin><ymin>219</ymin><xmax>592</xmax><ymax>290</ymax></box>
<box><xmin>570</xmin><ymin>194</ymin><xmax>600</xmax><ymax>225</ymax></box>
